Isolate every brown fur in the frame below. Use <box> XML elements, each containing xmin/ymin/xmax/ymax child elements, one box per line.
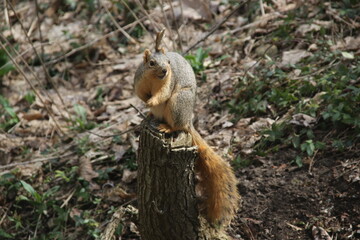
<box><xmin>190</xmin><ymin>127</ymin><xmax>240</xmax><ymax>224</ymax></box>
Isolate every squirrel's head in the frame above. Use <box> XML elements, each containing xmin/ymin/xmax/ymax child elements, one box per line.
<box><xmin>143</xmin><ymin>49</ymin><xmax>171</xmax><ymax>80</ymax></box>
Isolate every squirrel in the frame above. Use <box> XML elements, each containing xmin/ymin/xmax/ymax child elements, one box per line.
<box><xmin>134</xmin><ymin>29</ymin><xmax>240</xmax><ymax>225</ymax></box>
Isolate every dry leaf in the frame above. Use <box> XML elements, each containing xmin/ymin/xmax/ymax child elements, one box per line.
<box><xmin>308</xmin><ymin>43</ymin><xmax>318</xmax><ymax>51</ymax></box>
<box><xmin>235</xmin><ymin>118</ymin><xmax>252</xmax><ymax>128</ymax></box>
<box><xmin>122</xmin><ymin>169</ymin><xmax>137</xmax><ymax>183</ymax></box>
<box><xmin>340</xmin><ymin>160</ymin><xmax>360</xmax><ymax>183</ymax></box>
<box><xmin>79</xmin><ymin>156</ymin><xmax>99</xmax><ymax>182</ymax></box>
<box><xmin>330</xmin><ymin>36</ymin><xmax>360</xmax><ymax>51</ymax></box>
<box><xmin>222</xmin><ymin>121</ymin><xmax>234</xmax><ymax>128</ymax></box>
<box><xmin>313</xmin><ymin>20</ymin><xmax>333</xmax><ymax>28</ymax></box>
<box><xmin>255</xmin><ymin>44</ymin><xmax>278</xmax><ymax>57</ymax></box>
<box><xmin>240</xmin><ymin>57</ymin><xmax>258</xmax><ymax>70</ymax></box>
<box><xmin>312</xmin><ymin>226</ymin><xmax>332</xmax><ymax>240</ymax></box>
<box><xmin>104</xmin><ymin>186</ymin><xmax>135</xmax><ymax>202</ymax></box>
<box><xmin>16</xmin><ymin>162</ymin><xmax>43</xmax><ymax>178</ymax></box>
<box><xmin>0</xmin><ymin>134</ymin><xmax>24</xmax><ymax>165</ymax></box>
<box><xmin>22</xmin><ymin>111</ymin><xmax>44</xmax><ymax>121</ymax></box>
<box><xmin>236</xmin><ymin>118</ymin><xmax>275</xmax><ymax>154</ymax></box>
<box><xmin>296</xmin><ymin>24</ymin><xmax>321</xmax><ymax>36</ymax></box>
<box><xmin>112</xmin><ymin>145</ymin><xmax>128</xmax><ymax>163</ymax></box>
<box><xmin>281</xmin><ymin>49</ymin><xmax>312</xmax><ymax>66</ymax></box>
<box><xmin>289</xmin><ymin>113</ymin><xmax>317</xmax><ymax>127</ymax></box>
<box><xmin>15</xmin><ymin>119</ymin><xmax>57</xmax><ymax>137</ymax></box>
<box><xmin>129</xmin><ymin>222</ymin><xmax>140</xmax><ymax>235</ymax></box>
<box><xmin>249</xmin><ymin>118</ymin><xmax>275</xmax><ymax>132</ymax></box>
<box><xmin>70</xmin><ymin>208</ymin><xmax>82</xmax><ymax>220</ymax></box>
<box><xmin>182</xmin><ymin>0</ymin><xmax>212</xmax><ymax>21</ymax></box>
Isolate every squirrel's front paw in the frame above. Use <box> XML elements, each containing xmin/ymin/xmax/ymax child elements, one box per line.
<box><xmin>147</xmin><ymin>98</ymin><xmax>158</xmax><ymax>107</ymax></box>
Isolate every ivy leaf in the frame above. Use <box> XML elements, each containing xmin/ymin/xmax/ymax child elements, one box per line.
<box><xmin>295</xmin><ymin>156</ymin><xmax>303</xmax><ymax>168</ymax></box>
<box><xmin>341</xmin><ymin>51</ymin><xmax>354</xmax><ymax>59</ymax></box>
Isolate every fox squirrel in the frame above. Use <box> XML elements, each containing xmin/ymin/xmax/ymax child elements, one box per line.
<box><xmin>134</xmin><ymin>29</ymin><xmax>240</xmax><ymax>225</ymax></box>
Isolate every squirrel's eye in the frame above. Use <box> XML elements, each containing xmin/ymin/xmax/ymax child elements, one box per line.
<box><xmin>168</xmin><ymin>60</ymin><xmax>170</xmax><ymax>64</ymax></box>
<box><xmin>149</xmin><ymin>60</ymin><xmax>155</xmax><ymax>66</ymax></box>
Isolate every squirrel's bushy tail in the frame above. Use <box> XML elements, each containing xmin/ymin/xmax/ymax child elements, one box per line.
<box><xmin>189</xmin><ymin>127</ymin><xmax>240</xmax><ymax>224</ymax></box>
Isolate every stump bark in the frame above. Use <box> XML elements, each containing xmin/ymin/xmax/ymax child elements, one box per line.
<box><xmin>137</xmin><ymin>118</ymin><xmax>229</xmax><ymax>240</ymax></box>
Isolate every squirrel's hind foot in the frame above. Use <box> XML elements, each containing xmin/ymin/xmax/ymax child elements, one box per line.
<box><xmin>158</xmin><ymin>123</ymin><xmax>174</xmax><ymax>133</ymax></box>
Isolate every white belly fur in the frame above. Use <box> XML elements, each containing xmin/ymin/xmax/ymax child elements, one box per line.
<box><xmin>150</xmin><ymin>103</ymin><xmax>166</xmax><ymax>120</ymax></box>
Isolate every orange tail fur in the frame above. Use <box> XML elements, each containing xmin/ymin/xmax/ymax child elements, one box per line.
<box><xmin>189</xmin><ymin>127</ymin><xmax>240</xmax><ymax>224</ymax></box>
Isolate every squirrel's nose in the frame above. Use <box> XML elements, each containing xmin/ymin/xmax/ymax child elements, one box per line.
<box><xmin>162</xmin><ymin>69</ymin><xmax>167</xmax><ymax>74</ymax></box>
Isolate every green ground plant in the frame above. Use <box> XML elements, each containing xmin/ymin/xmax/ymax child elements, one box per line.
<box><xmin>0</xmin><ymin>162</ymin><xmax>107</xmax><ymax>239</ymax></box>
<box><xmin>185</xmin><ymin>47</ymin><xmax>210</xmax><ymax>81</ymax></box>
<box><xmin>0</xmin><ymin>95</ymin><xmax>19</xmax><ymax>130</ymax></box>
<box><xmin>71</xmin><ymin>104</ymin><xmax>97</xmax><ymax>132</ymax></box>
<box><xmin>229</xmin><ymin>14</ymin><xmax>360</xmax><ymax>166</ymax></box>
<box><xmin>0</xmin><ymin>48</ymin><xmax>14</xmax><ymax>80</ymax></box>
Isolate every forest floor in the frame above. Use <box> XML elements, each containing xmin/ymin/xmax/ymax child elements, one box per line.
<box><xmin>0</xmin><ymin>0</ymin><xmax>360</xmax><ymax>239</ymax></box>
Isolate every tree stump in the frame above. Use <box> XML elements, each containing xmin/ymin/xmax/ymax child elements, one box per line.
<box><xmin>137</xmin><ymin>118</ymin><xmax>229</xmax><ymax>240</ymax></box>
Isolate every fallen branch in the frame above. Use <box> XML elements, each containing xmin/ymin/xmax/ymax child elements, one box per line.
<box><xmin>45</xmin><ymin>15</ymin><xmax>152</xmax><ymax>66</ymax></box>
<box><xmin>0</xmin><ymin>151</ymin><xmax>75</xmax><ymax>171</ymax></box>
<box><xmin>182</xmin><ymin>1</ymin><xmax>248</xmax><ymax>55</ymax></box>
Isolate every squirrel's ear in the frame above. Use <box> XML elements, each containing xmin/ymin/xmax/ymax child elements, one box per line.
<box><xmin>143</xmin><ymin>49</ymin><xmax>151</xmax><ymax>63</ymax></box>
<box><xmin>160</xmin><ymin>47</ymin><xmax>165</xmax><ymax>54</ymax></box>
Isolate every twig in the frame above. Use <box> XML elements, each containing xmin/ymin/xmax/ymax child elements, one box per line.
<box><xmin>100</xmin><ymin>1</ymin><xmax>137</xmax><ymax>44</ymax></box>
<box><xmin>0</xmin><ymin>204</ymin><xmax>11</xmax><ymax>226</ymax></box>
<box><xmin>60</xmin><ymin>188</ymin><xmax>76</xmax><ymax>208</ymax></box>
<box><xmin>259</xmin><ymin>0</ymin><xmax>265</xmax><ymax>16</ymax></box>
<box><xmin>166</xmin><ymin>0</ymin><xmax>182</xmax><ymax>52</ymax></box>
<box><xmin>27</xmin><ymin>15</ymin><xmax>38</xmax><ymax>37</ymax></box>
<box><xmin>34</xmin><ymin>0</ymin><xmax>45</xmax><ymax>57</ymax></box>
<box><xmin>3</xmin><ymin>0</ymin><xmax>10</xmax><ymax>30</ymax></box>
<box><xmin>0</xmin><ymin>33</ymin><xmax>71</xmax><ymax>129</ymax></box>
<box><xmin>234</xmin><ymin>44</ymin><xmax>274</xmax><ymax>100</ymax></box>
<box><xmin>130</xmin><ymin>104</ymin><xmax>146</xmax><ymax>119</ymax></box>
<box><xmin>120</xmin><ymin>0</ymin><xmax>153</xmax><ymax>41</ymax></box>
<box><xmin>230</xmin><ymin>12</ymin><xmax>282</xmax><ymax>35</ymax></box>
<box><xmin>241</xmin><ymin>218</ymin><xmax>257</xmax><ymax>240</ymax></box>
<box><xmin>33</xmin><ymin>214</ymin><xmax>41</xmax><ymax>239</ymax></box>
<box><xmin>182</xmin><ymin>1</ymin><xmax>248</xmax><ymax>55</ymax></box>
<box><xmin>326</xmin><ymin>7</ymin><xmax>359</xmax><ymax>28</ymax></box>
<box><xmin>6</xmin><ymin>0</ymin><xmax>70</xmax><ymax>124</ymax></box>
<box><xmin>293</xmin><ymin>59</ymin><xmax>338</xmax><ymax>80</ymax></box>
<box><xmin>179</xmin><ymin>0</ymin><xmax>184</xmax><ymax>26</ymax></box>
<box><xmin>134</xmin><ymin>0</ymin><xmax>161</xmax><ymax>32</ymax></box>
<box><xmin>286</xmin><ymin>222</ymin><xmax>302</xmax><ymax>231</ymax></box>
<box><xmin>3</xmin><ymin>0</ymin><xmax>15</xmax><ymax>40</ymax></box>
<box><xmin>159</xmin><ymin>0</ymin><xmax>176</xmax><ymax>49</ymax></box>
<box><xmin>0</xmin><ymin>42</ymin><xmax>51</xmax><ymax>72</ymax></box>
<box><xmin>0</xmin><ymin>151</ymin><xmax>75</xmax><ymax>171</ymax></box>
<box><xmin>178</xmin><ymin>0</ymin><xmax>189</xmax><ymax>48</ymax></box>
<box><xmin>88</xmin><ymin>126</ymin><xmax>139</xmax><ymax>138</ymax></box>
<box><xmin>45</xmin><ymin>16</ymin><xmax>149</xmax><ymax>66</ymax></box>
<box><xmin>0</xmin><ymin>39</ymin><xmax>65</xmax><ymax>136</ymax></box>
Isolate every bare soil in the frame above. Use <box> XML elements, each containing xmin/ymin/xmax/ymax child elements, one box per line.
<box><xmin>233</xmin><ymin>149</ymin><xmax>360</xmax><ymax>240</ymax></box>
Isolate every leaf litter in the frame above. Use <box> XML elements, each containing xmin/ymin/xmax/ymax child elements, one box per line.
<box><xmin>0</xmin><ymin>0</ymin><xmax>360</xmax><ymax>239</ymax></box>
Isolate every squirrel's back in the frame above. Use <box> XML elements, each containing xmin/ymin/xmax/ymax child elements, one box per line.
<box><xmin>166</xmin><ymin>52</ymin><xmax>196</xmax><ymax>91</ymax></box>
